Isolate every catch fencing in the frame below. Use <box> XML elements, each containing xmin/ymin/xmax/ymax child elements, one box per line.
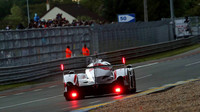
<box><xmin>189</xmin><ymin>16</ymin><xmax>200</xmax><ymax>36</ymax></box>
<box><xmin>92</xmin><ymin>20</ymin><xmax>173</xmax><ymax>53</ymax></box>
<box><xmin>0</xmin><ymin>20</ymin><xmax>174</xmax><ymax>67</ymax></box>
<box><xmin>0</xmin><ymin>27</ymin><xmax>91</xmax><ymax>67</ymax></box>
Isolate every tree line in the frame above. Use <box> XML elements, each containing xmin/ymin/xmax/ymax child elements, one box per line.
<box><xmin>0</xmin><ymin>0</ymin><xmax>199</xmax><ymax>29</ymax></box>
<box><xmin>80</xmin><ymin>0</ymin><xmax>200</xmax><ymax>21</ymax></box>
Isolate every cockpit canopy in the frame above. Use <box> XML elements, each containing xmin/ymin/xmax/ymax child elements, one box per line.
<box><xmin>87</xmin><ymin>59</ymin><xmax>111</xmax><ymax>67</ymax></box>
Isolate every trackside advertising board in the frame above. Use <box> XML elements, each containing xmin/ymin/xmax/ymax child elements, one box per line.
<box><xmin>118</xmin><ymin>14</ymin><xmax>136</xmax><ymax>23</ymax></box>
<box><xmin>175</xmin><ymin>19</ymin><xmax>191</xmax><ymax>37</ymax></box>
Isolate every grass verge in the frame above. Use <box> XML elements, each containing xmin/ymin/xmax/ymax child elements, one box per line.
<box><xmin>0</xmin><ymin>82</ymin><xmax>37</xmax><ymax>91</ymax></box>
<box><xmin>127</xmin><ymin>43</ymin><xmax>200</xmax><ymax>64</ymax></box>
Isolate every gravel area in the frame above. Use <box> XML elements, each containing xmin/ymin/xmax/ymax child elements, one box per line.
<box><xmin>91</xmin><ymin>80</ymin><xmax>200</xmax><ymax>112</ymax></box>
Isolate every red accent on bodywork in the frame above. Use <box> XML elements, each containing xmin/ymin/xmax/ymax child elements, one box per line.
<box><xmin>64</xmin><ymin>83</ymin><xmax>67</xmax><ymax>87</ymax></box>
<box><xmin>89</xmin><ymin>68</ymin><xmax>94</xmax><ymax>72</ymax></box>
<box><xmin>74</xmin><ymin>74</ymin><xmax>77</xmax><ymax>83</ymax></box>
<box><xmin>64</xmin><ymin>83</ymin><xmax>67</xmax><ymax>90</ymax></box>
<box><xmin>89</xmin><ymin>63</ymin><xmax>110</xmax><ymax>71</ymax></box>
<box><xmin>114</xmin><ymin>71</ymin><xmax>117</xmax><ymax>79</ymax></box>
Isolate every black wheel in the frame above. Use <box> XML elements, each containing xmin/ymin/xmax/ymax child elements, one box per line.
<box><xmin>131</xmin><ymin>69</ymin><xmax>136</xmax><ymax>93</ymax></box>
<box><xmin>126</xmin><ymin>69</ymin><xmax>136</xmax><ymax>94</ymax></box>
<box><xmin>64</xmin><ymin>92</ymin><xmax>72</xmax><ymax>101</ymax></box>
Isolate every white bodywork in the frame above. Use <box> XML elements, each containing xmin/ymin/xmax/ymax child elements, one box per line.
<box><xmin>63</xmin><ymin>59</ymin><xmax>133</xmax><ymax>92</ymax></box>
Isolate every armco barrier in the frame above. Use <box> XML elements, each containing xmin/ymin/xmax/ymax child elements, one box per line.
<box><xmin>0</xmin><ymin>36</ymin><xmax>199</xmax><ymax>85</ymax></box>
<box><xmin>0</xmin><ymin>57</ymin><xmax>87</xmax><ymax>85</ymax></box>
<box><xmin>97</xmin><ymin>36</ymin><xmax>199</xmax><ymax>64</ymax></box>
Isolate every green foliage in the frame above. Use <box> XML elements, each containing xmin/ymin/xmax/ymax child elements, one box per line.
<box><xmin>1</xmin><ymin>0</ymin><xmax>200</xmax><ymax>29</ymax></box>
<box><xmin>52</xmin><ymin>0</ymin><xmax>73</xmax><ymax>5</ymax></box>
<box><xmin>148</xmin><ymin>0</ymin><xmax>170</xmax><ymax>21</ymax></box>
<box><xmin>101</xmin><ymin>0</ymin><xmax>144</xmax><ymax>21</ymax></box>
<box><xmin>0</xmin><ymin>0</ymin><xmax>12</xmax><ymax>20</ymax></box>
<box><xmin>80</xmin><ymin>0</ymin><xmax>104</xmax><ymax>16</ymax></box>
<box><xmin>127</xmin><ymin>44</ymin><xmax>200</xmax><ymax>64</ymax></box>
<box><xmin>29</xmin><ymin>3</ymin><xmax>46</xmax><ymax>20</ymax></box>
<box><xmin>4</xmin><ymin>5</ymin><xmax>26</xmax><ymax>29</ymax></box>
<box><xmin>82</xmin><ymin>0</ymin><xmax>200</xmax><ymax>22</ymax></box>
<box><xmin>77</xmin><ymin>16</ymin><xmax>92</xmax><ymax>21</ymax></box>
<box><xmin>185</xmin><ymin>0</ymin><xmax>200</xmax><ymax>16</ymax></box>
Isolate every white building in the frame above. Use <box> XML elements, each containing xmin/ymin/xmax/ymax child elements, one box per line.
<box><xmin>40</xmin><ymin>4</ymin><xmax>101</xmax><ymax>23</ymax></box>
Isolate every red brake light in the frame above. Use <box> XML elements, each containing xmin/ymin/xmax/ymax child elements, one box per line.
<box><xmin>114</xmin><ymin>86</ymin><xmax>122</xmax><ymax>93</ymax></box>
<box><xmin>61</xmin><ymin>64</ymin><xmax>64</xmax><ymax>71</ymax></box>
<box><xmin>115</xmin><ymin>88</ymin><xmax>121</xmax><ymax>93</ymax></box>
<box><xmin>122</xmin><ymin>57</ymin><xmax>126</xmax><ymax>64</ymax></box>
<box><xmin>71</xmin><ymin>92</ymin><xmax>78</xmax><ymax>98</ymax></box>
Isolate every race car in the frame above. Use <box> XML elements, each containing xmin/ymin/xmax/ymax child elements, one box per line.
<box><xmin>61</xmin><ymin>57</ymin><xmax>136</xmax><ymax>101</ymax></box>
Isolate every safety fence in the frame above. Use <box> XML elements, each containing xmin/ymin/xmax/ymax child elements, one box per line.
<box><xmin>91</xmin><ymin>20</ymin><xmax>173</xmax><ymax>53</ymax></box>
<box><xmin>0</xmin><ymin>27</ymin><xmax>91</xmax><ymax>67</ymax></box>
<box><xmin>0</xmin><ymin>36</ymin><xmax>199</xmax><ymax>85</ymax></box>
<box><xmin>1</xmin><ymin>17</ymin><xmax>200</xmax><ymax>67</ymax></box>
<box><xmin>0</xmin><ymin>20</ymin><xmax>175</xmax><ymax>67</ymax></box>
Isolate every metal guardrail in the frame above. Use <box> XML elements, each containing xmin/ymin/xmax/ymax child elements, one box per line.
<box><xmin>97</xmin><ymin>36</ymin><xmax>200</xmax><ymax>64</ymax></box>
<box><xmin>0</xmin><ymin>36</ymin><xmax>199</xmax><ymax>85</ymax></box>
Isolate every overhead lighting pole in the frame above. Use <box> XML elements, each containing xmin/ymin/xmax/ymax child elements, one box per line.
<box><xmin>143</xmin><ymin>0</ymin><xmax>148</xmax><ymax>22</ymax></box>
<box><xmin>170</xmin><ymin>0</ymin><xmax>174</xmax><ymax>23</ymax></box>
<box><xmin>27</xmin><ymin>0</ymin><xmax>30</xmax><ymax>25</ymax></box>
<box><xmin>170</xmin><ymin>0</ymin><xmax>175</xmax><ymax>39</ymax></box>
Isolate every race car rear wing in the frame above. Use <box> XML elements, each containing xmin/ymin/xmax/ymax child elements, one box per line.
<box><xmin>61</xmin><ymin>64</ymin><xmax>125</xmax><ymax>75</ymax></box>
<box><xmin>60</xmin><ymin>57</ymin><xmax>127</xmax><ymax>75</ymax></box>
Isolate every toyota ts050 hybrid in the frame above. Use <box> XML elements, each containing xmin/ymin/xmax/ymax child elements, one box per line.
<box><xmin>61</xmin><ymin>57</ymin><xmax>136</xmax><ymax>101</ymax></box>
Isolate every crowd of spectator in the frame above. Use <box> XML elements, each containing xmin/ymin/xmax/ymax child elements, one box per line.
<box><xmin>4</xmin><ymin>13</ymin><xmax>107</xmax><ymax>30</ymax></box>
<box><xmin>27</xmin><ymin>13</ymin><xmax>106</xmax><ymax>29</ymax></box>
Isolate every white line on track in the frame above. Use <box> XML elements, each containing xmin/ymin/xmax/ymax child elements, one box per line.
<box><xmin>61</xmin><ymin>107</ymin><xmax>70</xmax><ymax>110</ymax></box>
<box><xmin>133</xmin><ymin>62</ymin><xmax>158</xmax><ymax>69</ymax></box>
<box><xmin>14</xmin><ymin>93</ymin><xmax>24</xmax><ymax>96</ymax></box>
<box><xmin>33</xmin><ymin>89</ymin><xmax>42</xmax><ymax>92</ymax></box>
<box><xmin>48</xmin><ymin>85</ymin><xmax>57</xmax><ymax>88</ymax></box>
<box><xmin>136</xmin><ymin>90</ymin><xmax>142</xmax><ymax>92</ymax></box>
<box><xmin>162</xmin><ymin>84</ymin><xmax>172</xmax><ymax>87</ymax></box>
<box><xmin>148</xmin><ymin>87</ymin><xmax>158</xmax><ymax>90</ymax></box>
<box><xmin>136</xmin><ymin>74</ymin><xmax>152</xmax><ymax>80</ymax></box>
<box><xmin>0</xmin><ymin>96</ymin><xmax>6</xmax><ymax>99</ymax></box>
<box><xmin>185</xmin><ymin>61</ymin><xmax>200</xmax><ymax>67</ymax></box>
<box><xmin>89</xmin><ymin>100</ymin><xmax>101</xmax><ymax>104</ymax></box>
<box><xmin>175</xmin><ymin>81</ymin><xmax>186</xmax><ymax>85</ymax></box>
<box><xmin>0</xmin><ymin>94</ymin><xmax>62</xmax><ymax>110</ymax></box>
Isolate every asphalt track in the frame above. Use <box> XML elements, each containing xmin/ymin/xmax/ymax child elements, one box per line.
<box><xmin>0</xmin><ymin>48</ymin><xmax>200</xmax><ymax>112</ymax></box>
